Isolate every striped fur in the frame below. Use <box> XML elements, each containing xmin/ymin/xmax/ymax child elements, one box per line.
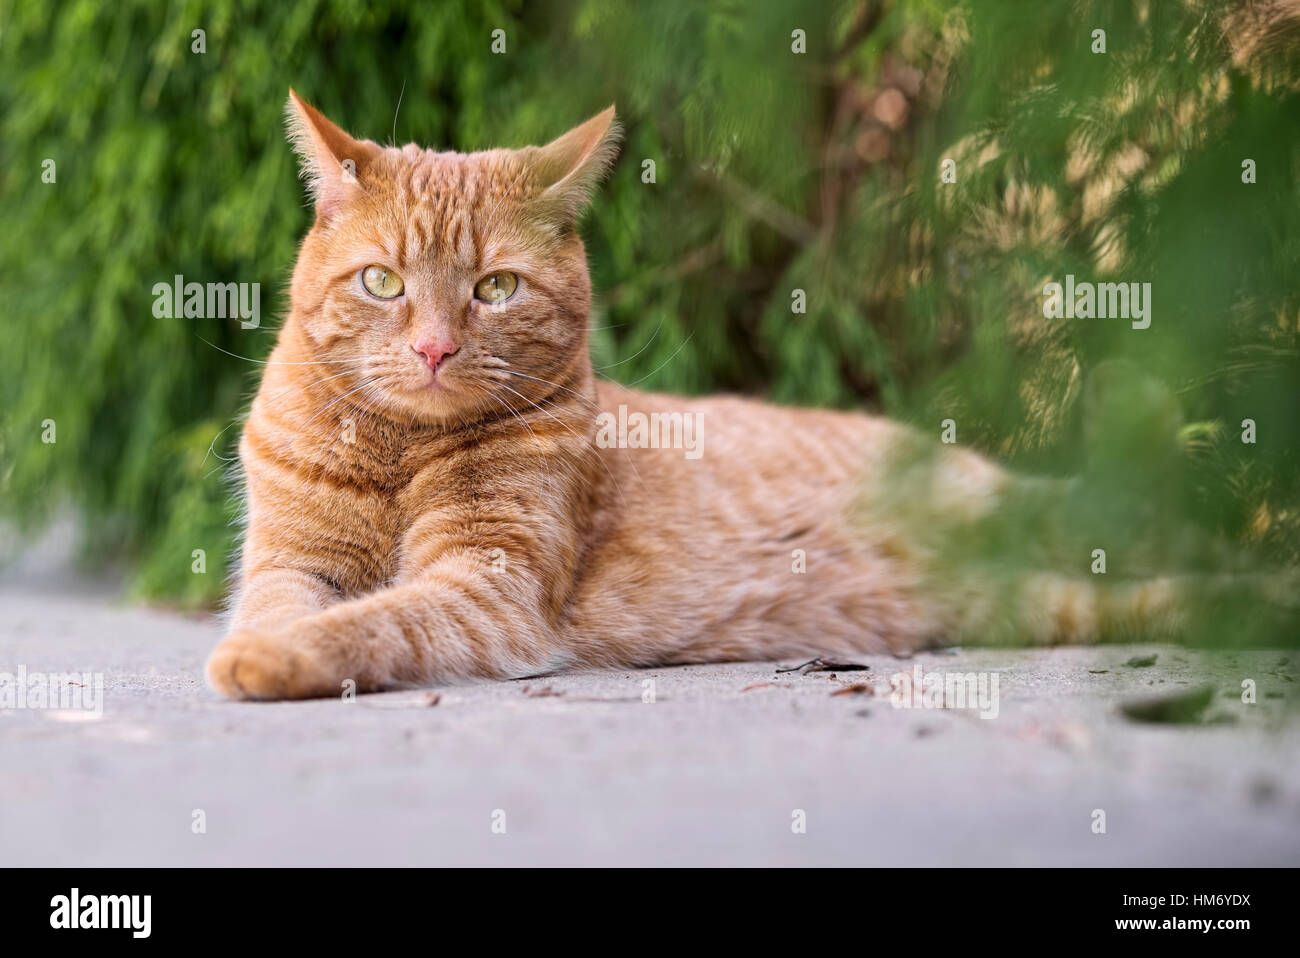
<box><xmin>206</xmin><ymin>95</ymin><xmax>1290</xmax><ymax>700</ymax></box>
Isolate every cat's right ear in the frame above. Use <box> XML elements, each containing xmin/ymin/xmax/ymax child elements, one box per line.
<box><xmin>285</xmin><ymin>90</ymin><xmax>380</xmax><ymax>220</ymax></box>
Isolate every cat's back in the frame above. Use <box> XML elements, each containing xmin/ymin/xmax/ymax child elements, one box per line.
<box><xmin>593</xmin><ymin>380</ymin><xmax>900</xmax><ymax>501</ymax></box>
<box><xmin>586</xmin><ymin>382</ymin><xmax>898</xmax><ymax>568</ymax></box>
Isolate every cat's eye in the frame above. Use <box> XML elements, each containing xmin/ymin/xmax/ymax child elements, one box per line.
<box><xmin>474</xmin><ymin>271</ymin><xmax>518</xmax><ymax>304</ymax></box>
<box><xmin>361</xmin><ymin>265</ymin><xmax>404</xmax><ymax>300</ymax></box>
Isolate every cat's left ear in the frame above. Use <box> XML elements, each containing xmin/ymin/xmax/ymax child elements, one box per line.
<box><xmin>530</xmin><ymin>105</ymin><xmax>621</xmax><ymax>224</ymax></box>
<box><xmin>285</xmin><ymin>89</ymin><xmax>382</xmax><ymax>220</ymax></box>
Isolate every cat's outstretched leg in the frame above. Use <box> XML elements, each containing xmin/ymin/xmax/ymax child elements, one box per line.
<box><xmin>206</xmin><ymin>560</ymin><xmax>351</xmax><ymax>699</ymax></box>
<box><xmin>207</xmin><ymin>562</ymin><xmax>565</xmax><ymax>700</ymax></box>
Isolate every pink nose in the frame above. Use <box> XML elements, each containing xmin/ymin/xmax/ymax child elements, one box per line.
<box><xmin>411</xmin><ymin>338</ymin><xmax>458</xmax><ymax>371</ymax></box>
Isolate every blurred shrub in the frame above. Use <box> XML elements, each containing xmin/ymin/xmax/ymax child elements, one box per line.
<box><xmin>0</xmin><ymin>0</ymin><xmax>1297</xmax><ymax>606</ymax></box>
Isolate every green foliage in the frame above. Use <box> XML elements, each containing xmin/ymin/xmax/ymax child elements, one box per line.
<box><xmin>1</xmin><ymin>0</ymin><xmax>1297</xmax><ymax>611</ymax></box>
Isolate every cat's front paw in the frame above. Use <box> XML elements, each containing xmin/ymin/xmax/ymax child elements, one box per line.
<box><xmin>206</xmin><ymin>628</ymin><xmax>339</xmax><ymax>701</ymax></box>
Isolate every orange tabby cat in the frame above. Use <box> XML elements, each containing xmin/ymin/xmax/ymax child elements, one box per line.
<box><xmin>205</xmin><ymin>93</ymin><xmax>1280</xmax><ymax>700</ymax></box>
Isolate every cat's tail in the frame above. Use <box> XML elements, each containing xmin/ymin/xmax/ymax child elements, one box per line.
<box><xmin>846</xmin><ymin>361</ymin><xmax>1298</xmax><ymax>650</ymax></box>
<box><xmin>930</xmin><ymin>565</ymin><xmax>1300</xmax><ymax>649</ymax></box>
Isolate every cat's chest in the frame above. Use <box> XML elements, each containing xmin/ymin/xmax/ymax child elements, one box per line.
<box><xmin>330</xmin><ymin>419</ymin><xmax>559</xmax><ymax>590</ymax></box>
<box><xmin>349</xmin><ymin>423</ymin><xmax>469</xmax><ymax>493</ymax></box>
<box><xmin>353</xmin><ymin>432</ymin><xmax>503</xmax><ymax>559</ymax></box>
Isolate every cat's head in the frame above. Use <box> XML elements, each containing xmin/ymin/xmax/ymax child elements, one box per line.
<box><xmin>283</xmin><ymin>90</ymin><xmax>619</xmax><ymax>426</ymax></box>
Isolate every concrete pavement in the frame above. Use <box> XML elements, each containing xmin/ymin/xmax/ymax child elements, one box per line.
<box><xmin>1</xmin><ymin>584</ymin><xmax>1298</xmax><ymax>866</ymax></box>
